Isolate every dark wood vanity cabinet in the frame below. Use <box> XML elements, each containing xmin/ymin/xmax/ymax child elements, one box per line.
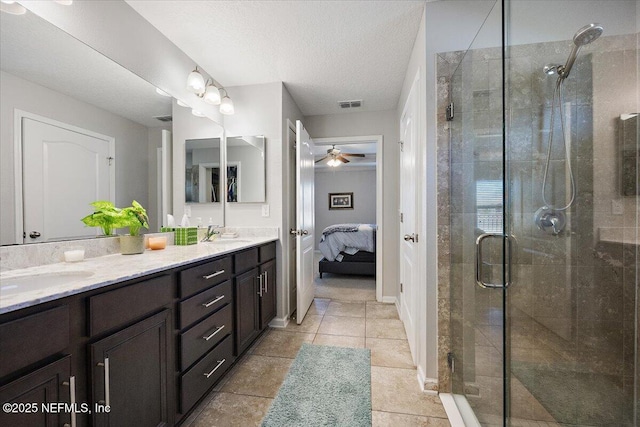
<box><xmin>0</xmin><ymin>240</ymin><xmax>277</xmax><ymax>427</ymax></box>
<box><xmin>90</xmin><ymin>310</ymin><xmax>173</xmax><ymax>427</ymax></box>
<box><xmin>234</xmin><ymin>242</ymin><xmax>277</xmax><ymax>355</ymax></box>
<box><xmin>0</xmin><ymin>356</ymin><xmax>72</xmax><ymax>427</ymax></box>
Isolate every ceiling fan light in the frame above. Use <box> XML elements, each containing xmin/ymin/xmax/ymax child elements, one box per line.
<box><xmin>0</xmin><ymin>1</ymin><xmax>26</xmax><ymax>14</ymax></box>
<box><xmin>220</xmin><ymin>95</ymin><xmax>234</xmax><ymax>115</ymax></box>
<box><xmin>186</xmin><ymin>67</ymin><xmax>205</xmax><ymax>94</ymax></box>
<box><xmin>328</xmin><ymin>158</ymin><xmax>340</xmax><ymax>167</ymax></box>
<box><xmin>203</xmin><ymin>84</ymin><xmax>221</xmax><ymax>105</ymax></box>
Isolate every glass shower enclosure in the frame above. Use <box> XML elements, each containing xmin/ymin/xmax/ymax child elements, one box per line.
<box><xmin>441</xmin><ymin>1</ymin><xmax>639</xmax><ymax>425</ymax></box>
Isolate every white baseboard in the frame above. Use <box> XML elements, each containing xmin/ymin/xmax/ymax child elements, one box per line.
<box><xmin>417</xmin><ymin>369</ymin><xmax>438</xmax><ymax>395</ymax></box>
<box><xmin>381</xmin><ymin>296</ymin><xmax>397</xmax><ymax>304</ymax></box>
<box><xmin>268</xmin><ymin>316</ymin><xmax>289</xmax><ymax>328</ymax></box>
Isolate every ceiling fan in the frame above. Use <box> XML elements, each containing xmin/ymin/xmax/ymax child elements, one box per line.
<box><xmin>315</xmin><ymin>145</ymin><xmax>365</xmax><ymax>167</ymax></box>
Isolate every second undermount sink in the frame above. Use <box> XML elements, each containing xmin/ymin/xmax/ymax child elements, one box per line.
<box><xmin>0</xmin><ymin>270</ymin><xmax>94</xmax><ymax>296</ymax></box>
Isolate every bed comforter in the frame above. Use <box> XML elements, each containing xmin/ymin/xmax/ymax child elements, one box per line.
<box><xmin>318</xmin><ymin>223</ymin><xmax>376</xmax><ymax>262</ymax></box>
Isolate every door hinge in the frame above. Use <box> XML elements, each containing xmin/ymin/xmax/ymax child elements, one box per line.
<box><xmin>398</xmin><ymin>140</ymin><xmax>404</xmax><ymax>152</ymax></box>
<box><xmin>446</xmin><ymin>102</ymin><xmax>454</xmax><ymax>121</ymax></box>
<box><xmin>447</xmin><ymin>352</ymin><xmax>455</xmax><ymax>373</ymax></box>
<box><xmin>400</xmin><ymin>212</ymin><xmax>404</xmax><ymax>223</ymax></box>
<box><xmin>400</xmin><ymin>282</ymin><xmax>403</xmax><ymax>293</ymax></box>
<box><xmin>107</xmin><ymin>156</ymin><xmax>114</xmax><ymax>166</ymax></box>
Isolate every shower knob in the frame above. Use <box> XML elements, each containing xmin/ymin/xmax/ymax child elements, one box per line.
<box><xmin>534</xmin><ymin>207</ymin><xmax>566</xmax><ymax>235</ymax></box>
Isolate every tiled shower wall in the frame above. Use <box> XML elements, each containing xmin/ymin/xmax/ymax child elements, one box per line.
<box><xmin>437</xmin><ymin>33</ymin><xmax>639</xmax><ymax>426</ymax></box>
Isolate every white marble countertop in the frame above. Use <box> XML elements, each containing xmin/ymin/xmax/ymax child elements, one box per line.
<box><xmin>0</xmin><ymin>237</ymin><xmax>277</xmax><ymax>314</ymax></box>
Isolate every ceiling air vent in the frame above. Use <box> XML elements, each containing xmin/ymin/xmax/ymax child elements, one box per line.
<box><xmin>338</xmin><ymin>100</ymin><xmax>363</xmax><ymax>109</ymax></box>
<box><xmin>154</xmin><ymin>115</ymin><xmax>173</xmax><ymax>122</ymax></box>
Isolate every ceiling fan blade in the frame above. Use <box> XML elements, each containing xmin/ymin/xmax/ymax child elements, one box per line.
<box><xmin>337</xmin><ymin>156</ymin><xmax>350</xmax><ymax>163</ymax></box>
<box><xmin>315</xmin><ymin>155</ymin><xmax>329</xmax><ymax>164</ymax></box>
<box><xmin>341</xmin><ymin>153</ymin><xmax>365</xmax><ymax>157</ymax></box>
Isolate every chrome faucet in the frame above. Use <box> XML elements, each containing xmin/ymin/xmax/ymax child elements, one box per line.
<box><xmin>201</xmin><ymin>225</ymin><xmax>221</xmax><ymax>242</ymax></box>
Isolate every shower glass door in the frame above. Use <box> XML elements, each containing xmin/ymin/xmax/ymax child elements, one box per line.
<box><xmin>443</xmin><ymin>0</ymin><xmax>508</xmax><ymax>424</ymax></box>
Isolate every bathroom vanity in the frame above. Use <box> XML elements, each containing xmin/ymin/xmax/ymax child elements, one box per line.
<box><xmin>0</xmin><ymin>238</ymin><xmax>277</xmax><ymax>426</ymax></box>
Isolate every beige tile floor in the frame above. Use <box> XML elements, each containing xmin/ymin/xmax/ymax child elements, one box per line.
<box><xmin>185</xmin><ymin>271</ymin><xmax>452</xmax><ymax>427</ymax></box>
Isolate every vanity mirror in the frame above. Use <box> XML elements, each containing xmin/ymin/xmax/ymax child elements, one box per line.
<box><xmin>0</xmin><ymin>10</ymin><xmax>172</xmax><ymax>245</ymax></box>
<box><xmin>185</xmin><ymin>138</ymin><xmax>222</xmax><ymax>203</ymax></box>
<box><xmin>225</xmin><ymin>136</ymin><xmax>266</xmax><ymax>203</ymax></box>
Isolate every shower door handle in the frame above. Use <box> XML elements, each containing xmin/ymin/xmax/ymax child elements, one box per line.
<box><xmin>475</xmin><ymin>233</ymin><xmax>512</xmax><ymax>289</ymax></box>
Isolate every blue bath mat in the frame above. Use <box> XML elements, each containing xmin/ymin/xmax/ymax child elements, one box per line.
<box><xmin>261</xmin><ymin>343</ymin><xmax>372</xmax><ymax>426</ymax></box>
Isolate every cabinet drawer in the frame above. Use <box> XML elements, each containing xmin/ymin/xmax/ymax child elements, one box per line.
<box><xmin>89</xmin><ymin>275</ymin><xmax>173</xmax><ymax>336</ymax></box>
<box><xmin>259</xmin><ymin>242</ymin><xmax>276</xmax><ymax>263</ymax></box>
<box><xmin>179</xmin><ymin>280</ymin><xmax>232</xmax><ymax>329</ymax></box>
<box><xmin>179</xmin><ymin>257</ymin><xmax>231</xmax><ymax>298</ymax></box>
<box><xmin>181</xmin><ymin>335</ymin><xmax>233</xmax><ymax>412</ymax></box>
<box><xmin>180</xmin><ymin>304</ymin><xmax>232</xmax><ymax>371</ymax></box>
<box><xmin>234</xmin><ymin>248</ymin><xmax>258</xmax><ymax>274</ymax></box>
<box><xmin>0</xmin><ymin>306</ymin><xmax>69</xmax><ymax>378</ymax></box>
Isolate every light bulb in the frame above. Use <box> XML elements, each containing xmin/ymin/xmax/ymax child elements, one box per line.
<box><xmin>55</xmin><ymin>0</ymin><xmax>73</xmax><ymax>5</ymax></box>
<box><xmin>186</xmin><ymin>67</ymin><xmax>205</xmax><ymax>94</ymax></box>
<box><xmin>191</xmin><ymin>109</ymin><xmax>206</xmax><ymax>118</ymax></box>
<box><xmin>155</xmin><ymin>87</ymin><xmax>171</xmax><ymax>97</ymax></box>
<box><xmin>176</xmin><ymin>99</ymin><xmax>189</xmax><ymax>108</ymax></box>
<box><xmin>203</xmin><ymin>84</ymin><xmax>221</xmax><ymax>105</ymax></box>
<box><xmin>220</xmin><ymin>95</ymin><xmax>234</xmax><ymax>115</ymax></box>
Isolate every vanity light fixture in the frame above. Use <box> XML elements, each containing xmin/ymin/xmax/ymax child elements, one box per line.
<box><xmin>0</xmin><ymin>0</ymin><xmax>27</xmax><ymax>15</ymax></box>
<box><xmin>186</xmin><ymin>66</ymin><xmax>234</xmax><ymax>114</ymax></box>
<box><xmin>176</xmin><ymin>99</ymin><xmax>190</xmax><ymax>108</ymax></box>
<box><xmin>186</xmin><ymin>66</ymin><xmax>205</xmax><ymax>94</ymax></box>
<box><xmin>54</xmin><ymin>0</ymin><xmax>73</xmax><ymax>4</ymax></box>
<box><xmin>219</xmin><ymin>89</ymin><xmax>235</xmax><ymax>115</ymax></box>
<box><xmin>191</xmin><ymin>109</ymin><xmax>206</xmax><ymax>118</ymax></box>
<box><xmin>203</xmin><ymin>82</ymin><xmax>221</xmax><ymax>105</ymax></box>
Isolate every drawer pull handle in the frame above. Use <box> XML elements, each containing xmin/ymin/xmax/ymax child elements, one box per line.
<box><xmin>62</xmin><ymin>376</ymin><xmax>77</xmax><ymax>427</ymax></box>
<box><xmin>202</xmin><ymin>325</ymin><xmax>225</xmax><ymax>341</ymax></box>
<box><xmin>204</xmin><ymin>359</ymin><xmax>226</xmax><ymax>378</ymax></box>
<box><xmin>202</xmin><ymin>295</ymin><xmax>225</xmax><ymax>308</ymax></box>
<box><xmin>203</xmin><ymin>270</ymin><xmax>225</xmax><ymax>280</ymax></box>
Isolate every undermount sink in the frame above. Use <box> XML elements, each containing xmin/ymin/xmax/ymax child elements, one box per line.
<box><xmin>0</xmin><ymin>270</ymin><xmax>94</xmax><ymax>296</ymax></box>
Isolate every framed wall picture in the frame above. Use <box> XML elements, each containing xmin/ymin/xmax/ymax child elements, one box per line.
<box><xmin>329</xmin><ymin>192</ymin><xmax>353</xmax><ymax>210</ymax></box>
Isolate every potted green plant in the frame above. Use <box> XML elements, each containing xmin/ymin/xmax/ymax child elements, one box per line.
<box><xmin>80</xmin><ymin>201</ymin><xmax>122</xmax><ymax>236</ymax></box>
<box><xmin>118</xmin><ymin>200</ymin><xmax>149</xmax><ymax>255</ymax></box>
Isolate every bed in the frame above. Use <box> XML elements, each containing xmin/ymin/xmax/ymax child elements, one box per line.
<box><xmin>318</xmin><ymin>224</ymin><xmax>376</xmax><ymax>278</ymax></box>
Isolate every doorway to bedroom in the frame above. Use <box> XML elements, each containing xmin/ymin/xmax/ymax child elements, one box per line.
<box><xmin>312</xmin><ymin>136</ymin><xmax>382</xmax><ymax>305</ymax></box>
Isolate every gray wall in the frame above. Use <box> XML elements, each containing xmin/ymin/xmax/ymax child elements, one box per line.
<box><xmin>314</xmin><ymin>169</ymin><xmax>377</xmax><ymax>249</ymax></box>
<box><xmin>0</xmin><ymin>71</ymin><xmax>151</xmax><ymax>245</ymax></box>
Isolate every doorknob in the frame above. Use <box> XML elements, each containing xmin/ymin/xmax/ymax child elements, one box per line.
<box><xmin>301</xmin><ymin>230</ymin><xmax>308</xmax><ymax>235</ymax></box>
<box><xmin>290</xmin><ymin>229</ymin><xmax>309</xmax><ymax>236</ymax></box>
<box><xmin>403</xmin><ymin>233</ymin><xmax>416</xmax><ymax>242</ymax></box>
<box><xmin>290</xmin><ymin>229</ymin><xmax>298</xmax><ymax>236</ymax></box>
<box><xmin>29</xmin><ymin>231</ymin><xmax>41</xmax><ymax>239</ymax></box>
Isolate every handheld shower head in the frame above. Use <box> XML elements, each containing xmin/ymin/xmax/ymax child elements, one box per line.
<box><xmin>573</xmin><ymin>23</ymin><xmax>604</xmax><ymax>46</ymax></box>
<box><xmin>557</xmin><ymin>23</ymin><xmax>604</xmax><ymax>79</ymax></box>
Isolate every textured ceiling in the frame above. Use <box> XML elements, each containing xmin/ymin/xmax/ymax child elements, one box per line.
<box><xmin>1</xmin><ymin>11</ymin><xmax>171</xmax><ymax>128</ymax></box>
<box><xmin>126</xmin><ymin>0</ymin><xmax>425</xmax><ymax>116</ymax></box>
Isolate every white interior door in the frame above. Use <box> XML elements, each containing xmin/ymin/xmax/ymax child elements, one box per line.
<box><xmin>22</xmin><ymin>116</ymin><xmax>113</xmax><ymax>243</ymax></box>
<box><xmin>288</xmin><ymin>125</ymin><xmax>298</xmax><ymax>317</ymax></box>
<box><xmin>295</xmin><ymin>120</ymin><xmax>315</xmax><ymax>324</ymax></box>
<box><xmin>400</xmin><ymin>76</ymin><xmax>419</xmax><ymax>360</ymax></box>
